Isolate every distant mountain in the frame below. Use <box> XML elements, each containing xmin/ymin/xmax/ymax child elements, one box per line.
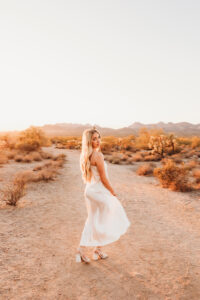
<box><xmin>0</xmin><ymin>122</ymin><xmax>199</xmax><ymax>137</ymax></box>
<box><xmin>40</xmin><ymin>122</ymin><xmax>200</xmax><ymax>137</ymax></box>
<box><xmin>129</xmin><ymin>122</ymin><xmax>200</xmax><ymax>137</ymax></box>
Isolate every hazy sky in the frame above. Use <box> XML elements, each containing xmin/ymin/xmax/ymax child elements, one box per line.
<box><xmin>0</xmin><ymin>0</ymin><xmax>199</xmax><ymax>131</ymax></box>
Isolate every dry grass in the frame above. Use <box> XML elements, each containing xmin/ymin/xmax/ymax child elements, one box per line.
<box><xmin>1</xmin><ymin>153</ymin><xmax>67</xmax><ymax>206</ymax></box>
<box><xmin>0</xmin><ymin>179</ymin><xmax>26</xmax><ymax>206</ymax></box>
<box><xmin>13</xmin><ymin>150</ymin><xmax>52</xmax><ymax>163</ymax></box>
<box><xmin>15</xmin><ymin>153</ymin><xmax>67</xmax><ymax>184</ymax></box>
<box><xmin>136</xmin><ymin>163</ymin><xmax>155</xmax><ymax>176</ymax></box>
<box><xmin>154</xmin><ymin>159</ymin><xmax>192</xmax><ymax>192</ymax></box>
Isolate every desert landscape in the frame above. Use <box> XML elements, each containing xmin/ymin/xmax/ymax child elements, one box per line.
<box><xmin>0</xmin><ymin>126</ymin><xmax>200</xmax><ymax>299</ymax></box>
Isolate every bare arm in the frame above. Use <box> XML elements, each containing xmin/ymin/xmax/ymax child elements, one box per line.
<box><xmin>95</xmin><ymin>152</ymin><xmax>116</xmax><ymax>196</ymax></box>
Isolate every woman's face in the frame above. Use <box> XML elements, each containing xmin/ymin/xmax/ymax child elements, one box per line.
<box><xmin>91</xmin><ymin>132</ymin><xmax>101</xmax><ymax>149</ymax></box>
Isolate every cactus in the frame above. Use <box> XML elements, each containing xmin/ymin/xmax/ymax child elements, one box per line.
<box><xmin>148</xmin><ymin>134</ymin><xmax>177</xmax><ymax>157</ymax></box>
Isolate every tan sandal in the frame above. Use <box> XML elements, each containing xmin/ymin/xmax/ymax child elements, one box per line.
<box><xmin>92</xmin><ymin>248</ymin><xmax>108</xmax><ymax>260</ymax></box>
<box><xmin>75</xmin><ymin>249</ymin><xmax>90</xmax><ymax>263</ymax></box>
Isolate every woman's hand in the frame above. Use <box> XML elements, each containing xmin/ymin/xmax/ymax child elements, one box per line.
<box><xmin>111</xmin><ymin>191</ymin><xmax>117</xmax><ymax>197</ymax></box>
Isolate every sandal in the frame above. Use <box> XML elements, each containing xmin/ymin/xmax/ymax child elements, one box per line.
<box><xmin>92</xmin><ymin>248</ymin><xmax>108</xmax><ymax>260</ymax></box>
<box><xmin>75</xmin><ymin>248</ymin><xmax>90</xmax><ymax>263</ymax></box>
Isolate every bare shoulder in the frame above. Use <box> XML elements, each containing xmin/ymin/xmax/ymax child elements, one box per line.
<box><xmin>90</xmin><ymin>151</ymin><xmax>104</xmax><ymax>166</ymax></box>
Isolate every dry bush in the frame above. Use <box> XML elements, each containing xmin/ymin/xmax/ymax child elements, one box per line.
<box><xmin>34</xmin><ymin>168</ymin><xmax>58</xmax><ymax>182</ymax></box>
<box><xmin>28</xmin><ymin>151</ymin><xmax>42</xmax><ymax>161</ymax></box>
<box><xmin>118</xmin><ymin>135</ymin><xmax>136</xmax><ymax>151</ymax></box>
<box><xmin>14</xmin><ymin>170</ymin><xmax>36</xmax><ymax>184</ymax></box>
<box><xmin>33</xmin><ymin>161</ymin><xmax>52</xmax><ymax>171</ymax></box>
<box><xmin>143</xmin><ymin>154</ymin><xmax>161</xmax><ymax>161</ymax></box>
<box><xmin>184</xmin><ymin>150</ymin><xmax>198</xmax><ymax>159</ymax></box>
<box><xmin>136</xmin><ymin>163</ymin><xmax>155</xmax><ymax>176</ymax></box>
<box><xmin>14</xmin><ymin>155</ymin><xmax>23</xmax><ymax>162</ymax></box>
<box><xmin>52</xmin><ymin>136</ymin><xmax>81</xmax><ymax>150</ymax></box>
<box><xmin>192</xmin><ymin>169</ymin><xmax>200</xmax><ymax>184</ymax></box>
<box><xmin>33</xmin><ymin>156</ymin><xmax>66</xmax><ymax>181</ymax></box>
<box><xmin>52</xmin><ymin>153</ymin><xmax>66</xmax><ymax>161</ymax></box>
<box><xmin>0</xmin><ymin>152</ymin><xmax>9</xmax><ymax>164</ymax></box>
<box><xmin>135</xmin><ymin>128</ymin><xmax>164</xmax><ymax>150</ymax></box>
<box><xmin>15</xmin><ymin>154</ymin><xmax>66</xmax><ymax>184</ymax></box>
<box><xmin>0</xmin><ymin>134</ymin><xmax>17</xmax><ymax>150</ymax></box>
<box><xmin>177</xmin><ymin>137</ymin><xmax>192</xmax><ymax>146</ymax></box>
<box><xmin>39</xmin><ymin>151</ymin><xmax>53</xmax><ymax>159</ymax></box>
<box><xmin>16</xmin><ymin>126</ymin><xmax>50</xmax><ymax>152</ymax></box>
<box><xmin>183</xmin><ymin>160</ymin><xmax>199</xmax><ymax>171</ymax></box>
<box><xmin>172</xmin><ymin>157</ymin><xmax>182</xmax><ymax>164</ymax></box>
<box><xmin>1</xmin><ymin>179</ymin><xmax>26</xmax><ymax>206</ymax></box>
<box><xmin>23</xmin><ymin>154</ymin><xmax>32</xmax><ymax>163</ymax></box>
<box><xmin>121</xmin><ymin>154</ymin><xmax>129</xmax><ymax>162</ymax></box>
<box><xmin>0</xmin><ymin>149</ymin><xmax>17</xmax><ymax>160</ymax></box>
<box><xmin>131</xmin><ymin>153</ymin><xmax>144</xmax><ymax>162</ymax></box>
<box><xmin>153</xmin><ymin>159</ymin><xmax>192</xmax><ymax>192</ymax></box>
<box><xmin>109</xmin><ymin>157</ymin><xmax>121</xmax><ymax>164</ymax></box>
<box><xmin>191</xmin><ymin>137</ymin><xmax>200</xmax><ymax>149</ymax></box>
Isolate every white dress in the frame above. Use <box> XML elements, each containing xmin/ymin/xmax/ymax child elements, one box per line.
<box><xmin>79</xmin><ymin>161</ymin><xmax>131</xmax><ymax>246</ymax></box>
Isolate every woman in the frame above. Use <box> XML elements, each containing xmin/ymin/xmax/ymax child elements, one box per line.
<box><xmin>76</xmin><ymin>127</ymin><xmax>131</xmax><ymax>263</ymax></box>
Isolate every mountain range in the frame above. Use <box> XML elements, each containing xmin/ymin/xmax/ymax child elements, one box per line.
<box><xmin>1</xmin><ymin>122</ymin><xmax>199</xmax><ymax>137</ymax></box>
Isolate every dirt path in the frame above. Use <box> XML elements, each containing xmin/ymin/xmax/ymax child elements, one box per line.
<box><xmin>1</xmin><ymin>147</ymin><xmax>200</xmax><ymax>300</ymax></box>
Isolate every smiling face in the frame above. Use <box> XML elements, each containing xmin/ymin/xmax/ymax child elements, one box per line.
<box><xmin>91</xmin><ymin>132</ymin><xmax>101</xmax><ymax>150</ymax></box>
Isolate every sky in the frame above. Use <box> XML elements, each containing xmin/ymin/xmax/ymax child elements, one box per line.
<box><xmin>0</xmin><ymin>0</ymin><xmax>199</xmax><ymax>131</ymax></box>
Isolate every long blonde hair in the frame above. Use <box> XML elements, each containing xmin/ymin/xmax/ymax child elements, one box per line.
<box><xmin>80</xmin><ymin>127</ymin><xmax>101</xmax><ymax>184</ymax></box>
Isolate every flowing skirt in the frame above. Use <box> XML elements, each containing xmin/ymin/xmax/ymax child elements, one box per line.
<box><xmin>79</xmin><ymin>181</ymin><xmax>131</xmax><ymax>247</ymax></box>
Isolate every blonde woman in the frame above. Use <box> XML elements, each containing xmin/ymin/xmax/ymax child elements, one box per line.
<box><xmin>76</xmin><ymin>127</ymin><xmax>131</xmax><ymax>263</ymax></box>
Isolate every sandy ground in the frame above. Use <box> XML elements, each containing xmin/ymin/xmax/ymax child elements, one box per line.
<box><xmin>0</xmin><ymin>147</ymin><xmax>200</xmax><ymax>300</ymax></box>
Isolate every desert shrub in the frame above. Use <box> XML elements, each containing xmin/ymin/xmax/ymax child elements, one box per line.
<box><xmin>191</xmin><ymin>137</ymin><xmax>200</xmax><ymax>149</ymax></box>
<box><xmin>184</xmin><ymin>150</ymin><xmax>198</xmax><ymax>159</ymax></box>
<box><xmin>0</xmin><ymin>134</ymin><xmax>17</xmax><ymax>150</ymax></box>
<box><xmin>143</xmin><ymin>154</ymin><xmax>161</xmax><ymax>161</ymax></box>
<box><xmin>15</xmin><ymin>126</ymin><xmax>50</xmax><ymax>152</ymax></box>
<box><xmin>106</xmin><ymin>152</ymin><xmax>122</xmax><ymax>164</ymax></box>
<box><xmin>1</xmin><ymin>179</ymin><xmax>26</xmax><ymax>206</ymax></box>
<box><xmin>52</xmin><ymin>153</ymin><xmax>66</xmax><ymax>161</ymax></box>
<box><xmin>4</xmin><ymin>150</ymin><xmax>16</xmax><ymax>160</ymax></box>
<box><xmin>183</xmin><ymin>160</ymin><xmax>198</xmax><ymax>171</ymax></box>
<box><xmin>39</xmin><ymin>151</ymin><xmax>53</xmax><ymax>159</ymax></box>
<box><xmin>30</xmin><ymin>152</ymin><xmax>42</xmax><ymax>161</ymax></box>
<box><xmin>14</xmin><ymin>170</ymin><xmax>36</xmax><ymax>184</ymax></box>
<box><xmin>135</xmin><ymin>128</ymin><xmax>164</xmax><ymax>150</ymax></box>
<box><xmin>153</xmin><ymin>159</ymin><xmax>191</xmax><ymax>192</ymax></box>
<box><xmin>0</xmin><ymin>152</ymin><xmax>9</xmax><ymax>164</ymax></box>
<box><xmin>131</xmin><ymin>153</ymin><xmax>144</xmax><ymax>162</ymax></box>
<box><xmin>118</xmin><ymin>135</ymin><xmax>136</xmax><ymax>151</ymax></box>
<box><xmin>172</xmin><ymin>157</ymin><xmax>182</xmax><ymax>164</ymax></box>
<box><xmin>15</xmin><ymin>155</ymin><xmax>23</xmax><ymax>162</ymax></box>
<box><xmin>23</xmin><ymin>155</ymin><xmax>32</xmax><ymax>163</ymax></box>
<box><xmin>136</xmin><ymin>163</ymin><xmax>155</xmax><ymax>176</ymax></box>
<box><xmin>177</xmin><ymin>137</ymin><xmax>192</xmax><ymax>146</ymax></box>
<box><xmin>135</xmin><ymin>128</ymin><xmax>151</xmax><ymax>150</ymax></box>
<box><xmin>52</xmin><ymin>136</ymin><xmax>81</xmax><ymax>150</ymax></box>
<box><xmin>192</xmin><ymin>169</ymin><xmax>200</xmax><ymax>183</ymax></box>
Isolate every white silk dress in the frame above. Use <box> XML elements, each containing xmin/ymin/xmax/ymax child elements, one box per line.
<box><xmin>79</xmin><ymin>161</ymin><xmax>131</xmax><ymax>247</ymax></box>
